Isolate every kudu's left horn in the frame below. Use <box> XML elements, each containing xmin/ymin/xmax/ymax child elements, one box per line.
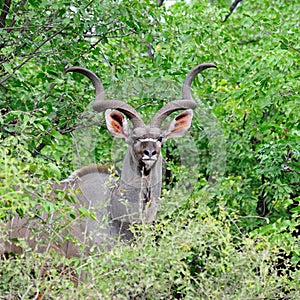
<box><xmin>150</xmin><ymin>63</ymin><xmax>217</xmax><ymax>128</ymax></box>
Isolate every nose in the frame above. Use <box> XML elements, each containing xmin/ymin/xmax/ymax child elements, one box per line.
<box><xmin>144</xmin><ymin>149</ymin><xmax>157</xmax><ymax>157</ymax></box>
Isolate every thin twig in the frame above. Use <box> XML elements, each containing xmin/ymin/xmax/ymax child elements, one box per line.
<box><xmin>279</xmin><ymin>40</ymin><xmax>300</xmax><ymax>54</ymax></box>
<box><xmin>0</xmin><ymin>25</ymin><xmax>68</xmax><ymax>85</ymax></box>
<box><xmin>59</xmin><ymin>121</ymin><xmax>102</xmax><ymax>134</ymax></box>
<box><xmin>0</xmin><ymin>0</ymin><xmax>12</xmax><ymax>28</ymax></box>
<box><xmin>1</xmin><ymin>24</ymin><xmax>66</xmax><ymax>31</ymax></box>
<box><xmin>222</xmin><ymin>0</ymin><xmax>243</xmax><ymax>23</ymax></box>
<box><xmin>283</xmin><ymin>166</ymin><xmax>300</xmax><ymax>175</ymax></box>
<box><xmin>238</xmin><ymin>39</ymin><xmax>259</xmax><ymax>45</ymax></box>
<box><xmin>8</xmin><ymin>0</ymin><xmax>27</xmax><ymax>30</ymax></box>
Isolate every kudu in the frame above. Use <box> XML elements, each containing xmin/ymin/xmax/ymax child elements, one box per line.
<box><xmin>2</xmin><ymin>63</ymin><xmax>217</xmax><ymax>258</ymax></box>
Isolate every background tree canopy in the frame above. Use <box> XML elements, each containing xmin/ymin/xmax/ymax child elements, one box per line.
<box><xmin>0</xmin><ymin>0</ymin><xmax>299</xmax><ymax>298</ymax></box>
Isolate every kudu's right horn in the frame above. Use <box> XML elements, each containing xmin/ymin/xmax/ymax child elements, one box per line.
<box><xmin>66</xmin><ymin>66</ymin><xmax>145</xmax><ymax>128</ymax></box>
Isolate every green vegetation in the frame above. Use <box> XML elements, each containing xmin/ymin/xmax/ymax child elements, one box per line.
<box><xmin>1</xmin><ymin>0</ymin><xmax>299</xmax><ymax>298</ymax></box>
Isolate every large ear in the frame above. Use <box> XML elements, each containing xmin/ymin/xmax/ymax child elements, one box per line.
<box><xmin>105</xmin><ymin>109</ymin><xmax>132</xmax><ymax>139</ymax></box>
<box><xmin>162</xmin><ymin>109</ymin><xmax>193</xmax><ymax>139</ymax></box>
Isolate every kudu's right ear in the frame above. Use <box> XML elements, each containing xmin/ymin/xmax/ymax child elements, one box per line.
<box><xmin>105</xmin><ymin>109</ymin><xmax>132</xmax><ymax>139</ymax></box>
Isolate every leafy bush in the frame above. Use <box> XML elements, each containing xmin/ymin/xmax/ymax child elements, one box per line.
<box><xmin>1</xmin><ymin>0</ymin><xmax>299</xmax><ymax>298</ymax></box>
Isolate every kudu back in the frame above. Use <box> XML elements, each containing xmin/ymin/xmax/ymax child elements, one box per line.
<box><xmin>2</xmin><ymin>63</ymin><xmax>217</xmax><ymax>258</ymax></box>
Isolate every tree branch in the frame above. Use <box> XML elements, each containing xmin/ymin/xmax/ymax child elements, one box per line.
<box><xmin>1</xmin><ymin>24</ymin><xmax>67</xmax><ymax>31</ymax></box>
<box><xmin>0</xmin><ymin>0</ymin><xmax>12</xmax><ymax>28</ymax></box>
<box><xmin>222</xmin><ymin>0</ymin><xmax>243</xmax><ymax>23</ymax></box>
<box><xmin>238</xmin><ymin>39</ymin><xmax>259</xmax><ymax>45</ymax></box>
<box><xmin>279</xmin><ymin>40</ymin><xmax>300</xmax><ymax>54</ymax></box>
<box><xmin>0</xmin><ymin>25</ymin><xmax>69</xmax><ymax>85</ymax></box>
<box><xmin>8</xmin><ymin>0</ymin><xmax>27</xmax><ymax>30</ymax></box>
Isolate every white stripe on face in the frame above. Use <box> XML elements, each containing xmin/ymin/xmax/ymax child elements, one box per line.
<box><xmin>138</xmin><ymin>138</ymin><xmax>158</xmax><ymax>142</ymax></box>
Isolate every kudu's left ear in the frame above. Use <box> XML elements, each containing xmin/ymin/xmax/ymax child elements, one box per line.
<box><xmin>163</xmin><ymin>109</ymin><xmax>194</xmax><ymax>139</ymax></box>
<box><xmin>105</xmin><ymin>109</ymin><xmax>132</xmax><ymax>139</ymax></box>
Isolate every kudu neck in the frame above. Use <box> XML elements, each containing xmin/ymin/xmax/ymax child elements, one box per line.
<box><xmin>112</xmin><ymin>147</ymin><xmax>163</xmax><ymax>224</ymax></box>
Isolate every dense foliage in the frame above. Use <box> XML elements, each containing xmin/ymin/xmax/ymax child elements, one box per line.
<box><xmin>1</xmin><ymin>0</ymin><xmax>299</xmax><ymax>298</ymax></box>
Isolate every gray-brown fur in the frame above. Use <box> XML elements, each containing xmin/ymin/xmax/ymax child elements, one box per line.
<box><xmin>1</xmin><ymin>63</ymin><xmax>217</xmax><ymax>258</ymax></box>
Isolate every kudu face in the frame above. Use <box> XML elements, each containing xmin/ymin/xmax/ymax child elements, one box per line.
<box><xmin>105</xmin><ymin>108</ymin><xmax>194</xmax><ymax>172</ymax></box>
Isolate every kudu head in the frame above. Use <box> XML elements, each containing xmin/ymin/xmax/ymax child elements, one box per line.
<box><xmin>66</xmin><ymin>63</ymin><xmax>217</xmax><ymax>174</ymax></box>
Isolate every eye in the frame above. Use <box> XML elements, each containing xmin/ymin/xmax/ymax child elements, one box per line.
<box><xmin>157</xmin><ymin>137</ymin><xmax>163</xmax><ymax>143</ymax></box>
